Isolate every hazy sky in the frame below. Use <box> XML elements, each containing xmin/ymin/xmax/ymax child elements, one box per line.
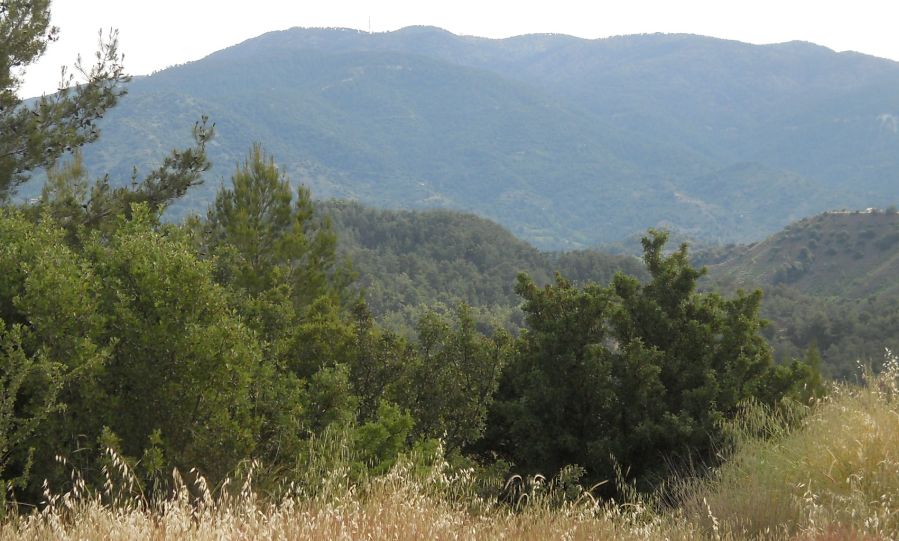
<box><xmin>19</xmin><ymin>0</ymin><xmax>899</xmax><ymax>97</ymax></box>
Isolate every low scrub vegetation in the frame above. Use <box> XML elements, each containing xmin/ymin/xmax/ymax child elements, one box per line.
<box><xmin>693</xmin><ymin>352</ymin><xmax>899</xmax><ymax>538</ymax></box>
<box><xmin>3</xmin><ymin>356</ymin><xmax>899</xmax><ymax>540</ymax></box>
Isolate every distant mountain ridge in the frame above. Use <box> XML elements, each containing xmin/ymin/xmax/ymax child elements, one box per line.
<box><xmin>25</xmin><ymin>26</ymin><xmax>899</xmax><ymax>248</ymax></box>
<box><xmin>226</xmin><ymin>26</ymin><xmax>899</xmax><ymax>173</ymax></box>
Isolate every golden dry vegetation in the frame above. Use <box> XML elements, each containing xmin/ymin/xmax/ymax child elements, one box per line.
<box><xmin>5</xmin><ymin>356</ymin><xmax>899</xmax><ymax>541</ymax></box>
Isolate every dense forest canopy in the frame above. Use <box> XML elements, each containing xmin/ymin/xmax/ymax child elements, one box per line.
<box><xmin>323</xmin><ymin>202</ymin><xmax>899</xmax><ymax>380</ymax></box>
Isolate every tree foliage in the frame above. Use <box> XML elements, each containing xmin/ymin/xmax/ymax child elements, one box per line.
<box><xmin>0</xmin><ymin>208</ymin><xmax>109</xmax><ymax>497</ymax></box>
<box><xmin>1</xmin><ymin>0</ymin><xmax>128</xmax><ymax>198</ymax></box>
<box><xmin>34</xmin><ymin>118</ymin><xmax>213</xmax><ymax>235</ymax></box>
<box><xmin>206</xmin><ymin>144</ymin><xmax>348</xmax><ymax>308</ymax></box>
<box><xmin>398</xmin><ymin>305</ymin><xmax>511</xmax><ymax>452</ymax></box>
<box><xmin>487</xmin><ymin>230</ymin><xmax>822</xmax><ymax>489</ymax></box>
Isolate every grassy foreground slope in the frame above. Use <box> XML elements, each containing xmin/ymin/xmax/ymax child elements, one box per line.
<box><xmin>5</xmin><ymin>357</ymin><xmax>899</xmax><ymax>540</ymax></box>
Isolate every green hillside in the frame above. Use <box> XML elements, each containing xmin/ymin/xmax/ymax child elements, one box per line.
<box><xmin>707</xmin><ymin>210</ymin><xmax>899</xmax><ymax>298</ymax></box>
<box><xmin>326</xmin><ymin>202</ymin><xmax>899</xmax><ymax>378</ymax></box>
<box><xmin>323</xmin><ymin>201</ymin><xmax>646</xmax><ymax>327</ymax></box>
<box><xmin>68</xmin><ymin>46</ymin><xmax>705</xmax><ymax>249</ymax></box>
<box><xmin>237</xmin><ymin>27</ymin><xmax>899</xmax><ymax>201</ymax></box>
<box><xmin>702</xmin><ymin>210</ymin><xmax>899</xmax><ymax>377</ymax></box>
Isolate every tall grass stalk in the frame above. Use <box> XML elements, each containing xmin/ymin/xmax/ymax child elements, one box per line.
<box><xmin>0</xmin><ymin>439</ymin><xmax>700</xmax><ymax>540</ymax></box>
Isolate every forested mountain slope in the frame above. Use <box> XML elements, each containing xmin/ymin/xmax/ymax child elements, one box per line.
<box><xmin>327</xmin><ymin>202</ymin><xmax>899</xmax><ymax>378</ymax></box>
<box><xmin>20</xmin><ymin>27</ymin><xmax>899</xmax><ymax>247</ymax></box>
<box><xmin>323</xmin><ymin>201</ymin><xmax>646</xmax><ymax>326</ymax></box>
<box><xmin>238</xmin><ymin>27</ymin><xmax>899</xmax><ymax>168</ymax></box>
<box><xmin>66</xmin><ymin>46</ymin><xmax>702</xmax><ymax>248</ymax></box>
<box><xmin>702</xmin><ymin>210</ymin><xmax>899</xmax><ymax>377</ymax></box>
<box><xmin>706</xmin><ymin>210</ymin><xmax>899</xmax><ymax>298</ymax></box>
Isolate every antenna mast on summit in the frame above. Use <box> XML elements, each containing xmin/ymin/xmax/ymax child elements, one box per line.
<box><xmin>368</xmin><ymin>16</ymin><xmax>372</xmax><ymax>34</ymax></box>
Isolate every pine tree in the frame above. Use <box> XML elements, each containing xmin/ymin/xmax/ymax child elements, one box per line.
<box><xmin>206</xmin><ymin>143</ymin><xmax>349</xmax><ymax>310</ymax></box>
<box><xmin>487</xmin><ymin>230</ymin><xmax>822</xmax><ymax>491</ymax></box>
<box><xmin>1</xmin><ymin>0</ymin><xmax>128</xmax><ymax>198</ymax></box>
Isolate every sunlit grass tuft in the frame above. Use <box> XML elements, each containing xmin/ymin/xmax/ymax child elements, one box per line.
<box><xmin>692</xmin><ymin>350</ymin><xmax>899</xmax><ymax>539</ymax></box>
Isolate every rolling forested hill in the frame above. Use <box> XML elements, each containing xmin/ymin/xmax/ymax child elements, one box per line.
<box><xmin>19</xmin><ymin>27</ymin><xmax>899</xmax><ymax>248</ymax></box>
<box><xmin>705</xmin><ymin>210</ymin><xmax>899</xmax><ymax>298</ymax></box>
<box><xmin>699</xmin><ymin>210</ymin><xmax>899</xmax><ymax>378</ymax></box>
<box><xmin>324</xmin><ymin>200</ymin><xmax>647</xmax><ymax>327</ymax></box>
<box><xmin>324</xmin><ymin>202</ymin><xmax>899</xmax><ymax>378</ymax></box>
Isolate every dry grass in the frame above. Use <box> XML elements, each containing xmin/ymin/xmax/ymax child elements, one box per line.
<box><xmin>0</xmin><ymin>457</ymin><xmax>703</xmax><ymax>540</ymax></box>
<box><xmin>5</xmin><ymin>354</ymin><xmax>899</xmax><ymax>540</ymax></box>
<box><xmin>691</xmin><ymin>351</ymin><xmax>899</xmax><ymax>539</ymax></box>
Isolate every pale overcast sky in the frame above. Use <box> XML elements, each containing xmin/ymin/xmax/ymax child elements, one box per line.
<box><xmin>19</xmin><ymin>0</ymin><xmax>899</xmax><ymax>97</ymax></box>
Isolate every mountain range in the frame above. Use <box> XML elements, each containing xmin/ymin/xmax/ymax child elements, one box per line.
<box><xmin>23</xmin><ymin>26</ymin><xmax>899</xmax><ymax>248</ymax></box>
